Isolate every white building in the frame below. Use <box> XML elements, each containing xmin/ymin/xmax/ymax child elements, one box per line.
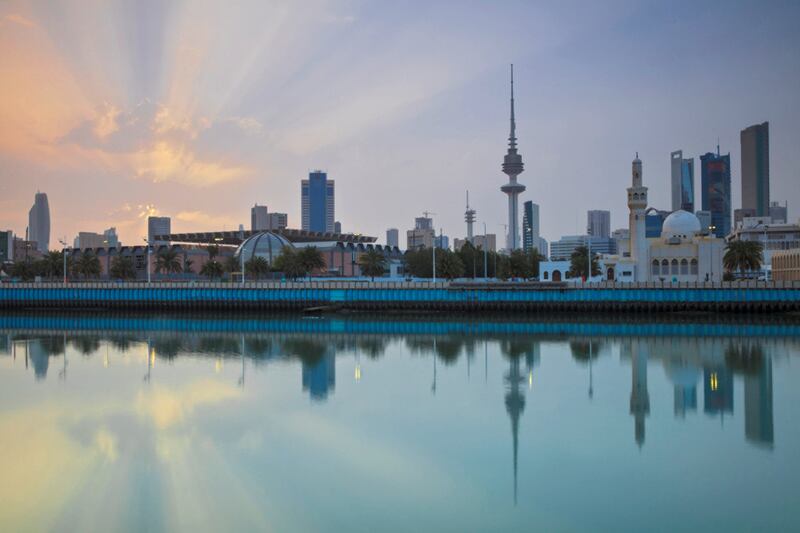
<box><xmin>726</xmin><ymin>216</ymin><xmax>800</xmax><ymax>277</ymax></box>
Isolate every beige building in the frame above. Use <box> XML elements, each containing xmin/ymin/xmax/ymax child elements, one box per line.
<box><xmin>454</xmin><ymin>234</ymin><xmax>497</xmax><ymax>252</ymax></box>
<box><xmin>772</xmin><ymin>249</ymin><xmax>800</xmax><ymax>281</ymax></box>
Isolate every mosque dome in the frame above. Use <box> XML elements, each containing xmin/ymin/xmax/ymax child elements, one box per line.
<box><xmin>661</xmin><ymin>210</ymin><xmax>701</xmax><ymax>239</ymax></box>
<box><xmin>235</xmin><ymin>232</ymin><xmax>293</xmax><ymax>265</ymax></box>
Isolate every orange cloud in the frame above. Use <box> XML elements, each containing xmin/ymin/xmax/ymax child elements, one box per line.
<box><xmin>132</xmin><ymin>141</ymin><xmax>248</xmax><ymax>186</ymax></box>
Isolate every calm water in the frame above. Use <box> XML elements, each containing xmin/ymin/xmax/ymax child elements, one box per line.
<box><xmin>1</xmin><ymin>313</ymin><xmax>799</xmax><ymax>532</ymax></box>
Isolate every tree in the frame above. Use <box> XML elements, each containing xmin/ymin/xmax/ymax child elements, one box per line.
<box><xmin>155</xmin><ymin>248</ymin><xmax>183</xmax><ymax>275</ymax></box>
<box><xmin>109</xmin><ymin>256</ymin><xmax>136</xmax><ymax>280</ymax></box>
<box><xmin>298</xmin><ymin>246</ymin><xmax>326</xmax><ymax>275</ymax></box>
<box><xmin>224</xmin><ymin>256</ymin><xmax>239</xmax><ymax>275</ymax></box>
<box><xmin>73</xmin><ymin>253</ymin><xmax>101</xmax><ymax>279</ymax></box>
<box><xmin>437</xmin><ymin>250</ymin><xmax>464</xmax><ymax>280</ymax></box>
<box><xmin>403</xmin><ymin>248</ymin><xmax>433</xmax><ymax>278</ymax></box>
<box><xmin>200</xmin><ymin>260</ymin><xmax>224</xmax><ymax>280</ymax></box>
<box><xmin>723</xmin><ymin>240</ymin><xmax>763</xmax><ymax>277</ymax></box>
<box><xmin>272</xmin><ymin>247</ymin><xmax>306</xmax><ymax>279</ymax></box>
<box><xmin>567</xmin><ymin>245</ymin><xmax>600</xmax><ymax>280</ymax></box>
<box><xmin>10</xmin><ymin>260</ymin><xmax>36</xmax><ymax>281</ymax></box>
<box><xmin>207</xmin><ymin>244</ymin><xmax>220</xmax><ymax>261</ymax></box>
<box><xmin>506</xmin><ymin>249</ymin><xmax>533</xmax><ymax>279</ymax></box>
<box><xmin>183</xmin><ymin>257</ymin><xmax>194</xmax><ymax>274</ymax></box>
<box><xmin>245</xmin><ymin>256</ymin><xmax>270</xmax><ymax>280</ymax></box>
<box><xmin>358</xmin><ymin>249</ymin><xmax>387</xmax><ymax>280</ymax></box>
<box><xmin>42</xmin><ymin>251</ymin><xmax>65</xmax><ymax>280</ymax></box>
<box><xmin>527</xmin><ymin>249</ymin><xmax>544</xmax><ymax>278</ymax></box>
<box><xmin>456</xmin><ymin>241</ymin><xmax>481</xmax><ymax>278</ymax></box>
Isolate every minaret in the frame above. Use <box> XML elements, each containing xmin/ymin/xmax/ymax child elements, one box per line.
<box><xmin>465</xmin><ymin>191</ymin><xmax>476</xmax><ymax>244</ymax></box>
<box><xmin>627</xmin><ymin>153</ymin><xmax>648</xmax><ymax>281</ymax></box>
<box><xmin>501</xmin><ymin>64</ymin><xmax>526</xmax><ymax>251</ymax></box>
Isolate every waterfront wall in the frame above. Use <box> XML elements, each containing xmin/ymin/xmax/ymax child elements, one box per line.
<box><xmin>2</xmin><ymin>281</ymin><xmax>800</xmax><ymax>312</ymax></box>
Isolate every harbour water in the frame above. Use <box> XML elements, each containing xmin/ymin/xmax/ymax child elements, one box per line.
<box><xmin>1</xmin><ymin>313</ymin><xmax>798</xmax><ymax>532</ymax></box>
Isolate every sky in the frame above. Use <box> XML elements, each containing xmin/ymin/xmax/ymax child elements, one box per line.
<box><xmin>0</xmin><ymin>0</ymin><xmax>798</xmax><ymax>248</ymax></box>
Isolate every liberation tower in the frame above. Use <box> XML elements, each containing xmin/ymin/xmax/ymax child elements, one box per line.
<box><xmin>465</xmin><ymin>191</ymin><xmax>476</xmax><ymax>244</ymax></box>
<box><xmin>501</xmin><ymin>64</ymin><xmax>526</xmax><ymax>251</ymax></box>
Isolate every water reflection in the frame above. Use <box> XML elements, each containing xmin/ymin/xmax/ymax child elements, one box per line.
<box><xmin>0</xmin><ymin>313</ymin><xmax>797</xmax><ymax>531</ymax></box>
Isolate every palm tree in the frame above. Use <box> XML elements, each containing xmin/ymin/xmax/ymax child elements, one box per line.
<box><xmin>200</xmin><ymin>260</ymin><xmax>224</xmax><ymax>280</ymax></box>
<box><xmin>568</xmin><ymin>245</ymin><xmax>600</xmax><ymax>280</ymax></box>
<box><xmin>245</xmin><ymin>256</ymin><xmax>270</xmax><ymax>280</ymax></box>
<box><xmin>42</xmin><ymin>251</ymin><xmax>64</xmax><ymax>280</ymax></box>
<box><xmin>723</xmin><ymin>240</ymin><xmax>763</xmax><ymax>278</ymax></box>
<box><xmin>74</xmin><ymin>253</ymin><xmax>101</xmax><ymax>279</ymax></box>
<box><xmin>109</xmin><ymin>256</ymin><xmax>136</xmax><ymax>280</ymax></box>
<box><xmin>358</xmin><ymin>249</ymin><xmax>387</xmax><ymax>280</ymax></box>
<box><xmin>273</xmin><ymin>246</ymin><xmax>305</xmax><ymax>279</ymax></box>
<box><xmin>298</xmin><ymin>246</ymin><xmax>326</xmax><ymax>275</ymax></box>
<box><xmin>207</xmin><ymin>244</ymin><xmax>220</xmax><ymax>261</ymax></box>
<box><xmin>155</xmin><ymin>248</ymin><xmax>183</xmax><ymax>276</ymax></box>
<box><xmin>183</xmin><ymin>257</ymin><xmax>194</xmax><ymax>274</ymax></box>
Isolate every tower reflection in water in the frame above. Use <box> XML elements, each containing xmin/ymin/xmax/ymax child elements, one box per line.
<box><xmin>0</xmin><ymin>316</ymin><xmax>782</xmax><ymax>457</ymax></box>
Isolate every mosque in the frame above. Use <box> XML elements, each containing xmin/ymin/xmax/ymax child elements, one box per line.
<box><xmin>541</xmin><ymin>155</ymin><xmax>725</xmax><ymax>283</ymax></box>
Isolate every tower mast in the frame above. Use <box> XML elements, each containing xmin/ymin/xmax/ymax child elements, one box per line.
<box><xmin>501</xmin><ymin>64</ymin><xmax>526</xmax><ymax>251</ymax></box>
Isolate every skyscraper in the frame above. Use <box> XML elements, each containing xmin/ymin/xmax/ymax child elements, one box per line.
<box><xmin>768</xmin><ymin>201</ymin><xmax>787</xmax><ymax>224</ymax></box>
<box><xmin>522</xmin><ymin>201</ymin><xmax>539</xmax><ymax>253</ymax></box>
<box><xmin>500</xmin><ymin>64</ymin><xmax>526</xmax><ymax>251</ymax></box>
<box><xmin>386</xmin><ymin>228</ymin><xmax>399</xmax><ymax>248</ymax></box>
<box><xmin>671</xmin><ymin>150</ymin><xmax>695</xmax><ymax>212</ymax></box>
<box><xmin>587</xmin><ymin>210</ymin><xmax>610</xmax><ymax>238</ymax></box>
<box><xmin>700</xmin><ymin>149</ymin><xmax>731</xmax><ymax>238</ymax></box>
<box><xmin>147</xmin><ymin>216</ymin><xmax>171</xmax><ymax>245</ymax></box>
<box><xmin>28</xmin><ymin>191</ymin><xmax>50</xmax><ymax>253</ymax></box>
<box><xmin>301</xmin><ymin>171</ymin><xmax>335</xmax><ymax>233</ymax></box>
<box><xmin>740</xmin><ymin>122</ymin><xmax>770</xmax><ymax>216</ymax></box>
<box><xmin>251</xmin><ymin>204</ymin><xmax>269</xmax><ymax>231</ymax></box>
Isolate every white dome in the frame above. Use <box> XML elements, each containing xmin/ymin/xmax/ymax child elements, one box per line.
<box><xmin>661</xmin><ymin>210</ymin><xmax>701</xmax><ymax>239</ymax></box>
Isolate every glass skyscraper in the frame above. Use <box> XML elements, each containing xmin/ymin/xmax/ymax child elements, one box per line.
<box><xmin>28</xmin><ymin>191</ymin><xmax>50</xmax><ymax>253</ymax></box>
<box><xmin>740</xmin><ymin>122</ymin><xmax>769</xmax><ymax>217</ymax></box>
<box><xmin>700</xmin><ymin>150</ymin><xmax>731</xmax><ymax>238</ymax></box>
<box><xmin>522</xmin><ymin>201</ymin><xmax>539</xmax><ymax>253</ymax></box>
<box><xmin>671</xmin><ymin>150</ymin><xmax>695</xmax><ymax>213</ymax></box>
<box><xmin>301</xmin><ymin>171</ymin><xmax>335</xmax><ymax>233</ymax></box>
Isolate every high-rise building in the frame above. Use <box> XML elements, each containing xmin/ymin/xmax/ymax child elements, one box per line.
<box><xmin>769</xmin><ymin>201</ymin><xmax>787</xmax><ymax>224</ymax></box>
<box><xmin>700</xmin><ymin>149</ymin><xmax>732</xmax><ymax>238</ymax></box>
<box><xmin>500</xmin><ymin>64</ymin><xmax>526</xmax><ymax>251</ymax></box>
<box><xmin>587</xmin><ymin>210</ymin><xmax>610</xmax><ymax>239</ymax></box>
<box><xmin>334</xmin><ymin>221</ymin><xmax>342</xmax><ymax>234</ymax></box>
<box><xmin>671</xmin><ymin>150</ymin><xmax>695</xmax><ymax>212</ymax></box>
<box><xmin>695</xmin><ymin>211</ymin><xmax>712</xmax><ymax>234</ymax></box>
<box><xmin>522</xmin><ymin>201</ymin><xmax>539</xmax><ymax>253</ymax></box>
<box><xmin>741</xmin><ymin>122</ymin><xmax>770</xmax><ymax>216</ymax></box>
<box><xmin>645</xmin><ymin>208</ymin><xmax>669</xmax><ymax>238</ymax></box>
<box><xmin>386</xmin><ymin>228</ymin><xmax>399</xmax><ymax>248</ymax></box>
<box><xmin>73</xmin><ymin>227</ymin><xmax>119</xmax><ymax>249</ymax></box>
<box><xmin>612</xmin><ymin>228</ymin><xmax>630</xmax><ymax>257</ymax></box>
<box><xmin>104</xmin><ymin>227</ymin><xmax>119</xmax><ymax>248</ymax></box>
<box><xmin>28</xmin><ymin>191</ymin><xmax>50</xmax><ymax>253</ymax></box>
<box><xmin>147</xmin><ymin>216</ymin><xmax>171</xmax><ymax>245</ymax></box>
<box><xmin>407</xmin><ymin>216</ymin><xmax>435</xmax><ymax>250</ymax></box>
<box><xmin>537</xmin><ymin>237</ymin><xmax>548</xmax><ymax>259</ymax></box>
<box><xmin>434</xmin><ymin>235</ymin><xmax>449</xmax><ymax>250</ymax></box>
<box><xmin>0</xmin><ymin>230</ymin><xmax>13</xmax><ymax>263</ymax></box>
<box><xmin>268</xmin><ymin>213</ymin><xmax>288</xmax><ymax>230</ymax></box>
<box><xmin>301</xmin><ymin>171</ymin><xmax>335</xmax><ymax>233</ymax></box>
<box><xmin>251</xmin><ymin>204</ymin><xmax>269</xmax><ymax>231</ymax></box>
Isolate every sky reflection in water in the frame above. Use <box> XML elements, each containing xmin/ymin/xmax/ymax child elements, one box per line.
<box><xmin>0</xmin><ymin>314</ymin><xmax>798</xmax><ymax>533</ymax></box>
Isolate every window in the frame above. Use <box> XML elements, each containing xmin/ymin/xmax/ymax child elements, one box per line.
<box><xmin>651</xmin><ymin>260</ymin><xmax>659</xmax><ymax>275</ymax></box>
<box><xmin>680</xmin><ymin>259</ymin><xmax>689</xmax><ymax>275</ymax></box>
<box><xmin>543</xmin><ymin>271</ymin><xmax>549</xmax><ymax>280</ymax></box>
<box><xmin>690</xmin><ymin>259</ymin><xmax>698</xmax><ymax>275</ymax></box>
<box><xmin>671</xmin><ymin>259</ymin><xmax>679</xmax><ymax>275</ymax></box>
<box><xmin>661</xmin><ymin>259</ymin><xmax>669</xmax><ymax>276</ymax></box>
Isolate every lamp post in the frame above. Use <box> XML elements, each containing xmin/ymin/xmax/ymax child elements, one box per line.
<box><xmin>483</xmin><ymin>222</ymin><xmax>488</xmax><ymax>280</ymax></box>
<box><xmin>432</xmin><ymin>231</ymin><xmax>437</xmax><ymax>283</ymax></box>
<box><xmin>58</xmin><ymin>239</ymin><xmax>68</xmax><ymax>284</ymax></box>
<box><xmin>708</xmin><ymin>225</ymin><xmax>716</xmax><ymax>282</ymax></box>
<box><xmin>143</xmin><ymin>237</ymin><xmax>151</xmax><ymax>284</ymax></box>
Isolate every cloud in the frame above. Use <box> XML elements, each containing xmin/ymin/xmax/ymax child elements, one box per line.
<box><xmin>135</xmin><ymin>379</ymin><xmax>240</xmax><ymax>430</ymax></box>
<box><xmin>2</xmin><ymin>14</ymin><xmax>35</xmax><ymax>28</ymax></box>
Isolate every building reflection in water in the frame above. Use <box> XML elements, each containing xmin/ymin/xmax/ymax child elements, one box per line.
<box><xmin>625</xmin><ymin>339</ymin><xmax>650</xmax><ymax>448</ymax></box>
<box><xmin>704</xmin><ymin>366</ymin><xmax>733</xmax><ymax>418</ymax></box>
<box><xmin>302</xmin><ymin>350</ymin><xmax>336</xmax><ymax>401</ymax></box>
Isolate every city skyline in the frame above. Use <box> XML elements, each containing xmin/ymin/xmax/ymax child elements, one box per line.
<box><xmin>0</xmin><ymin>1</ymin><xmax>799</xmax><ymax>248</ymax></box>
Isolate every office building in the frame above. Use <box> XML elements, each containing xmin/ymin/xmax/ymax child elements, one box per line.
<box><xmin>0</xmin><ymin>230</ymin><xmax>13</xmax><ymax>263</ymax></box>
<box><xmin>700</xmin><ymin>149</ymin><xmax>732</xmax><ymax>238</ymax></box>
<box><xmin>537</xmin><ymin>237</ymin><xmax>548</xmax><ymax>258</ymax></box>
<box><xmin>434</xmin><ymin>235</ymin><xmax>449</xmax><ymax>250</ymax></box>
<box><xmin>386</xmin><ymin>228</ymin><xmax>399</xmax><ymax>248</ymax></box>
<box><xmin>500</xmin><ymin>64</ymin><xmax>526</xmax><ymax>251</ymax></box>
<box><xmin>251</xmin><ymin>204</ymin><xmax>269</xmax><ymax>231</ymax></box>
<box><xmin>522</xmin><ymin>201</ymin><xmax>540</xmax><ymax>253</ymax></box>
<box><xmin>741</xmin><ymin>122</ymin><xmax>770</xmax><ymax>216</ymax></box>
<box><xmin>726</xmin><ymin>216</ymin><xmax>800</xmax><ymax>277</ymax></box>
<box><xmin>671</xmin><ymin>150</ymin><xmax>695</xmax><ymax>212</ymax></box>
<box><xmin>455</xmin><ymin>234</ymin><xmax>497</xmax><ymax>253</ymax></box>
<box><xmin>769</xmin><ymin>201</ymin><xmax>787</xmax><ymax>224</ymax></box>
<box><xmin>587</xmin><ymin>210</ymin><xmax>610</xmax><ymax>238</ymax></box>
<box><xmin>695</xmin><ymin>211</ymin><xmax>712</xmax><ymax>234</ymax></box>
<box><xmin>28</xmin><ymin>191</ymin><xmax>50</xmax><ymax>253</ymax></box>
<box><xmin>334</xmin><ymin>221</ymin><xmax>342</xmax><ymax>234</ymax></box>
<box><xmin>301</xmin><ymin>171</ymin><xmax>335</xmax><ymax>233</ymax></box>
<box><xmin>73</xmin><ymin>227</ymin><xmax>118</xmax><ymax>249</ymax></box>
<box><xmin>612</xmin><ymin>228</ymin><xmax>630</xmax><ymax>256</ymax></box>
<box><xmin>268</xmin><ymin>213</ymin><xmax>288</xmax><ymax>230</ymax></box>
<box><xmin>147</xmin><ymin>216</ymin><xmax>171</xmax><ymax>245</ymax></box>
<box><xmin>645</xmin><ymin>208</ymin><xmax>670</xmax><ymax>238</ymax></box>
<box><xmin>407</xmin><ymin>216</ymin><xmax>435</xmax><ymax>250</ymax></box>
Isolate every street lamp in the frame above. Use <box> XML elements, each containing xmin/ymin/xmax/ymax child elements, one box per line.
<box><xmin>483</xmin><ymin>222</ymin><xmax>488</xmax><ymax>280</ymax></box>
<box><xmin>143</xmin><ymin>237</ymin><xmax>151</xmax><ymax>283</ymax></box>
<box><xmin>58</xmin><ymin>239</ymin><xmax>68</xmax><ymax>284</ymax></box>
<box><xmin>708</xmin><ymin>225</ymin><xmax>716</xmax><ymax>282</ymax></box>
